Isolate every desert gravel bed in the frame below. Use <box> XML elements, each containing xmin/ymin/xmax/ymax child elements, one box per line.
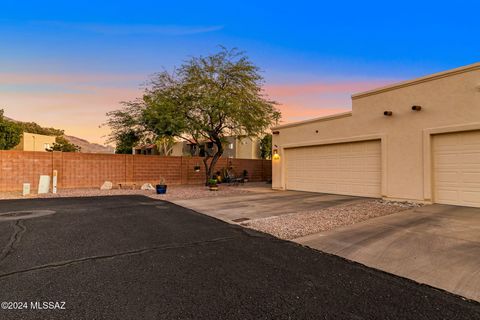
<box><xmin>0</xmin><ymin>184</ymin><xmax>257</xmax><ymax>201</ymax></box>
<box><xmin>241</xmin><ymin>200</ymin><xmax>422</xmax><ymax>240</ymax></box>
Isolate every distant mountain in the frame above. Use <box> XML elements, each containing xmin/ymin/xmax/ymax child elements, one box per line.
<box><xmin>64</xmin><ymin>135</ymin><xmax>115</xmax><ymax>154</ymax></box>
<box><xmin>3</xmin><ymin>114</ymin><xmax>114</xmax><ymax>154</ymax></box>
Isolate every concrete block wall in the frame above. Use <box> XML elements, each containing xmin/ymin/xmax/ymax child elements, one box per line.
<box><xmin>0</xmin><ymin>151</ymin><xmax>271</xmax><ymax>192</ymax></box>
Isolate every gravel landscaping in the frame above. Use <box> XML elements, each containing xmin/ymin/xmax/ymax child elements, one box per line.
<box><xmin>241</xmin><ymin>199</ymin><xmax>422</xmax><ymax>240</ymax></box>
<box><xmin>0</xmin><ymin>183</ymin><xmax>258</xmax><ymax>201</ymax></box>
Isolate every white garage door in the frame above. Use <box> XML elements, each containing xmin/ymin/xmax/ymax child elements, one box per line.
<box><xmin>285</xmin><ymin>140</ymin><xmax>381</xmax><ymax>197</ymax></box>
<box><xmin>433</xmin><ymin>130</ymin><xmax>480</xmax><ymax>207</ymax></box>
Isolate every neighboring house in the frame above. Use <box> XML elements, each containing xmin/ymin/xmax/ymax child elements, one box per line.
<box><xmin>178</xmin><ymin>136</ymin><xmax>261</xmax><ymax>159</ymax></box>
<box><xmin>133</xmin><ymin>144</ymin><xmax>159</xmax><ymax>155</ymax></box>
<box><xmin>133</xmin><ymin>142</ymin><xmax>184</xmax><ymax>156</ymax></box>
<box><xmin>225</xmin><ymin>136</ymin><xmax>262</xmax><ymax>159</ymax></box>
<box><xmin>134</xmin><ymin>136</ymin><xmax>262</xmax><ymax>159</ymax></box>
<box><xmin>272</xmin><ymin>62</ymin><xmax>480</xmax><ymax>208</ymax></box>
<box><xmin>14</xmin><ymin>132</ymin><xmax>56</xmax><ymax>152</ymax></box>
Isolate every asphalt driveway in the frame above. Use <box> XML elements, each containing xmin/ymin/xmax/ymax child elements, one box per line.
<box><xmin>0</xmin><ymin>196</ymin><xmax>478</xmax><ymax>319</ymax></box>
<box><xmin>296</xmin><ymin>204</ymin><xmax>480</xmax><ymax>302</ymax></box>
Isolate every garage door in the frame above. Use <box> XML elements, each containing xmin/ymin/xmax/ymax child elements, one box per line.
<box><xmin>433</xmin><ymin>130</ymin><xmax>480</xmax><ymax>207</ymax></box>
<box><xmin>285</xmin><ymin>140</ymin><xmax>381</xmax><ymax>197</ymax></box>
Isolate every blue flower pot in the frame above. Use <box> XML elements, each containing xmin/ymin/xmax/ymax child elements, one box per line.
<box><xmin>156</xmin><ymin>184</ymin><xmax>167</xmax><ymax>194</ymax></box>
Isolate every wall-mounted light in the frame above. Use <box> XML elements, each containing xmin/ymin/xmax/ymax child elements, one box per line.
<box><xmin>384</xmin><ymin>111</ymin><xmax>393</xmax><ymax>116</ymax></box>
<box><xmin>411</xmin><ymin>105</ymin><xmax>422</xmax><ymax>111</ymax></box>
<box><xmin>272</xmin><ymin>145</ymin><xmax>280</xmax><ymax>160</ymax></box>
<box><xmin>272</xmin><ymin>131</ymin><xmax>280</xmax><ymax>135</ymax></box>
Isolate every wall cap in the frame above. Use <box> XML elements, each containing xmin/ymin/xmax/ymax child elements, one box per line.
<box><xmin>272</xmin><ymin>111</ymin><xmax>352</xmax><ymax>130</ymax></box>
<box><xmin>352</xmin><ymin>62</ymin><xmax>480</xmax><ymax>100</ymax></box>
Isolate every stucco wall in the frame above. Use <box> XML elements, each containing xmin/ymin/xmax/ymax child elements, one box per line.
<box><xmin>236</xmin><ymin>137</ymin><xmax>261</xmax><ymax>159</ymax></box>
<box><xmin>272</xmin><ymin>64</ymin><xmax>480</xmax><ymax>202</ymax></box>
<box><xmin>15</xmin><ymin>132</ymin><xmax>56</xmax><ymax>152</ymax></box>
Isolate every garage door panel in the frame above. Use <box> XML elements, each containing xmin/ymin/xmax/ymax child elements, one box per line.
<box><xmin>433</xmin><ymin>130</ymin><xmax>480</xmax><ymax>207</ymax></box>
<box><xmin>436</xmin><ymin>171</ymin><xmax>459</xmax><ymax>183</ymax></box>
<box><xmin>285</xmin><ymin>140</ymin><xmax>381</xmax><ymax>198</ymax></box>
<box><xmin>436</xmin><ymin>189</ymin><xmax>460</xmax><ymax>202</ymax></box>
<box><xmin>462</xmin><ymin>172</ymin><xmax>480</xmax><ymax>183</ymax></box>
<box><xmin>463</xmin><ymin>191</ymin><xmax>480</xmax><ymax>203</ymax></box>
<box><xmin>462</xmin><ymin>152</ymin><xmax>480</xmax><ymax>164</ymax></box>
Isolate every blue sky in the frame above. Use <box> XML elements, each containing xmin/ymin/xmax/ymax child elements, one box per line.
<box><xmin>0</xmin><ymin>0</ymin><xmax>479</xmax><ymax>142</ymax></box>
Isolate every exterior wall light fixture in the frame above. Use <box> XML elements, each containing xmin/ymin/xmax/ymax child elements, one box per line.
<box><xmin>384</xmin><ymin>111</ymin><xmax>393</xmax><ymax>116</ymax></box>
<box><xmin>272</xmin><ymin>145</ymin><xmax>280</xmax><ymax>160</ymax></box>
<box><xmin>411</xmin><ymin>105</ymin><xmax>422</xmax><ymax>111</ymax></box>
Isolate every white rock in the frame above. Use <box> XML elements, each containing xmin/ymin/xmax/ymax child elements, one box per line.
<box><xmin>141</xmin><ymin>183</ymin><xmax>155</xmax><ymax>191</ymax></box>
<box><xmin>100</xmin><ymin>181</ymin><xmax>113</xmax><ymax>190</ymax></box>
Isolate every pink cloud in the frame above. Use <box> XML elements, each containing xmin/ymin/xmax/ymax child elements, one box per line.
<box><xmin>0</xmin><ymin>73</ymin><xmax>399</xmax><ymax>144</ymax></box>
<box><xmin>0</xmin><ymin>72</ymin><xmax>148</xmax><ymax>144</ymax></box>
<box><xmin>265</xmin><ymin>79</ymin><xmax>398</xmax><ymax>124</ymax></box>
<box><xmin>276</xmin><ymin>104</ymin><xmax>350</xmax><ymax>123</ymax></box>
<box><xmin>264</xmin><ymin>80</ymin><xmax>396</xmax><ymax>97</ymax></box>
<box><xmin>1</xmin><ymin>87</ymin><xmax>141</xmax><ymax>144</ymax></box>
<box><xmin>0</xmin><ymin>72</ymin><xmax>145</xmax><ymax>85</ymax></box>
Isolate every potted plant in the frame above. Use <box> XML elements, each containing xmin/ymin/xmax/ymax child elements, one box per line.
<box><xmin>215</xmin><ymin>171</ymin><xmax>222</xmax><ymax>183</ymax></box>
<box><xmin>156</xmin><ymin>177</ymin><xmax>167</xmax><ymax>194</ymax></box>
<box><xmin>208</xmin><ymin>178</ymin><xmax>218</xmax><ymax>191</ymax></box>
<box><xmin>242</xmin><ymin>169</ymin><xmax>249</xmax><ymax>183</ymax></box>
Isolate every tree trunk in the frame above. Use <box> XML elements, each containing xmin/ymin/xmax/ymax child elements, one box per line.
<box><xmin>203</xmin><ymin>139</ymin><xmax>224</xmax><ymax>186</ymax></box>
<box><xmin>203</xmin><ymin>156</ymin><xmax>211</xmax><ymax>186</ymax></box>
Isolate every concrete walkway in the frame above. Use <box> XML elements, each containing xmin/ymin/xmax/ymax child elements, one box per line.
<box><xmin>172</xmin><ymin>187</ymin><xmax>362</xmax><ymax>222</ymax></box>
<box><xmin>295</xmin><ymin>204</ymin><xmax>480</xmax><ymax>302</ymax></box>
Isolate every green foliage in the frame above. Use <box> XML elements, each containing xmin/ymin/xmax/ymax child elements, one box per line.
<box><xmin>114</xmin><ymin>131</ymin><xmax>140</xmax><ymax>154</ymax></box>
<box><xmin>19</xmin><ymin>122</ymin><xmax>64</xmax><ymax>136</ymax></box>
<box><xmin>105</xmin><ymin>47</ymin><xmax>281</xmax><ymax>184</ymax></box>
<box><xmin>47</xmin><ymin>136</ymin><xmax>81</xmax><ymax>152</ymax></box>
<box><xmin>142</xmin><ymin>48</ymin><xmax>281</xmax><ymax>140</ymax></box>
<box><xmin>208</xmin><ymin>178</ymin><xmax>218</xmax><ymax>186</ymax></box>
<box><xmin>260</xmin><ymin>134</ymin><xmax>272</xmax><ymax>159</ymax></box>
<box><xmin>0</xmin><ymin>109</ymin><xmax>22</xmax><ymax>150</ymax></box>
<box><xmin>104</xmin><ymin>101</ymin><xmax>145</xmax><ymax>154</ymax></box>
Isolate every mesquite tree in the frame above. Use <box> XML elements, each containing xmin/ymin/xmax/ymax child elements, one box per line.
<box><xmin>107</xmin><ymin>48</ymin><xmax>281</xmax><ymax>184</ymax></box>
<box><xmin>145</xmin><ymin>48</ymin><xmax>280</xmax><ymax>184</ymax></box>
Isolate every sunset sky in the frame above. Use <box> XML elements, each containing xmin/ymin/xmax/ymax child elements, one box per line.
<box><xmin>1</xmin><ymin>1</ymin><xmax>479</xmax><ymax>144</ymax></box>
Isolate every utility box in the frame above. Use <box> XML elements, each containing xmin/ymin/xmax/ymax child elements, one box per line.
<box><xmin>22</xmin><ymin>183</ymin><xmax>31</xmax><ymax>196</ymax></box>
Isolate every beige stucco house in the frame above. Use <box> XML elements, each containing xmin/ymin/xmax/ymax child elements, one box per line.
<box><xmin>272</xmin><ymin>62</ymin><xmax>480</xmax><ymax>208</ymax></box>
<box><xmin>14</xmin><ymin>132</ymin><xmax>56</xmax><ymax>152</ymax></box>
<box><xmin>134</xmin><ymin>136</ymin><xmax>261</xmax><ymax>159</ymax></box>
<box><xmin>223</xmin><ymin>136</ymin><xmax>261</xmax><ymax>159</ymax></box>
